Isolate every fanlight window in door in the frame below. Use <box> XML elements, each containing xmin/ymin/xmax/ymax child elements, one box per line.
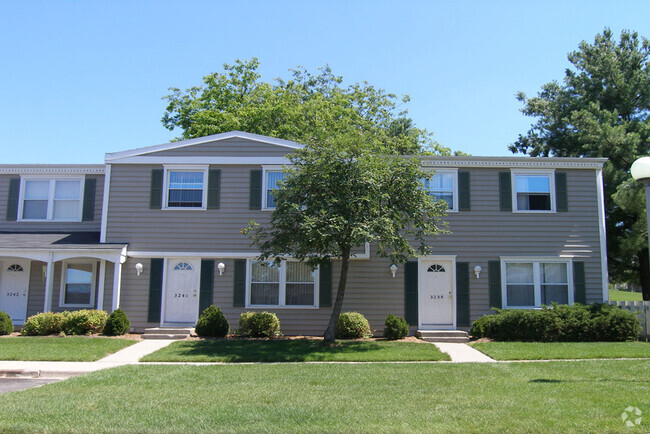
<box><xmin>427</xmin><ymin>264</ymin><xmax>446</xmax><ymax>273</ymax></box>
<box><xmin>7</xmin><ymin>264</ymin><xmax>24</xmax><ymax>272</ymax></box>
<box><xmin>174</xmin><ymin>262</ymin><xmax>194</xmax><ymax>271</ymax></box>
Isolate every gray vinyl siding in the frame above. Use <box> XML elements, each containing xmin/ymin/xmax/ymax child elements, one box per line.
<box><xmin>0</xmin><ymin>174</ymin><xmax>104</xmax><ymax>232</ymax></box>
<box><xmin>148</xmin><ymin>138</ymin><xmax>293</xmax><ymax>158</ymax></box>
<box><xmin>26</xmin><ymin>261</ymin><xmax>45</xmax><ymax>317</ymax></box>
<box><xmin>114</xmin><ymin>165</ymin><xmax>604</xmax><ymax>334</ymax></box>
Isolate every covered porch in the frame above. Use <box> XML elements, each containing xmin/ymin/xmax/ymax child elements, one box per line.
<box><xmin>0</xmin><ymin>232</ymin><xmax>127</xmax><ymax>325</ymax></box>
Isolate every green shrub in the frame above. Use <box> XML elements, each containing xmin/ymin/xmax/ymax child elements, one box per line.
<box><xmin>103</xmin><ymin>309</ymin><xmax>131</xmax><ymax>336</ymax></box>
<box><xmin>336</xmin><ymin>312</ymin><xmax>372</xmax><ymax>339</ymax></box>
<box><xmin>0</xmin><ymin>311</ymin><xmax>13</xmax><ymax>335</ymax></box>
<box><xmin>195</xmin><ymin>306</ymin><xmax>230</xmax><ymax>337</ymax></box>
<box><xmin>470</xmin><ymin>303</ymin><xmax>641</xmax><ymax>342</ymax></box>
<box><xmin>62</xmin><ymin>310</ymin><xmax>108</xmax><ymax>335</ymax></box>
<box><xmin>238</xmin><ymin>311</ymin><xmax>281</xmax><ymax>337</ymax></box>
<box><xmin>21</xmin><ymin>312</ymin><xmax>65</xmax><ymax>336</ymax></box>
<box><xmin>383</xmin><ymin>314</ymin><xmax>409</xmax><ymax>340</ymax></box>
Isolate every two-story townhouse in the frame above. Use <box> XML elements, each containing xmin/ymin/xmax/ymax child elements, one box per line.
<box><xmin>0</xmin><ymin>131</ymin><xmax>608</xmax><ymax>335</ymax></box>
<box><xmin>0</xmin><ymin>165</ymin><xmax>126</xmax><ymax>326</ymax></box>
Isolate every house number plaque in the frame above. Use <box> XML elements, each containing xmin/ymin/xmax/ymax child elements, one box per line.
<box><xmin>430</xmin><ymin>295</ymin><xmax>444</xmax><ymax>300</ymax></box>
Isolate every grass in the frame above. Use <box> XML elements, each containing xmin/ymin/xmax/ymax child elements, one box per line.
<box><xmin>0</xmin><ymin>337</ymin><xmax>136</xmax><ymax>361</ymax></box>
<box><xmin>471</xmin><ymin>341</ymin><xmax>650</xmax><ymax>361</ymax></box>
<box><xmin>0</xmin><ymin>361</ymin><xmax>648</xmax><ymax>432</ymax></box>
<box><xmin>609</xmin><ymin>289</ymin><xmax>644</xmax><ymax>301</ymax></box>
<box><xmin>141</xmin><ymin>339</ymin><xmax>451</xmax><ymax>362</ymax></box>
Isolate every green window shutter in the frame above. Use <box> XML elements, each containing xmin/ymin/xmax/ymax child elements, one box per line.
<box><xmin>82</xmin><ymin>177</ymin><xmax>96</xmax><ymax>221</ymax></box>
<box><xmin>199</xmin><ymin>260</ymin><xmax>215</xmax><ymax>314</ymax></box>
<box><xmin>319</xmin><ymin>260</ymin><xmax>332</xmax><ymax>308</ymax></box>
<box><xmin>573</xmin><ymin>261</ymin><xmax>586</xmax><ymax>304</ymax></box>
<box><xmin>6</xmin><ymin>177</ymin><xmax>19</xmax><ymax>221</ymax></box>
<box><xmin>147</xmin><ymin>258</ymin><xmax>164</xmax><ymax>323</ymax></box>
<box><xmin>458</xmin><ymin>171</ymin><xmax>471</xmax><ymax>211</ymax></box>
<box><xmin>404</xmin><ymin>261</ymin><xmax>418</xmax><ymax>325</ymax></box>
<box><xmin>249</xmin><ymin>170</ymin><xmax>262</xmax><ymax>210</ymax></box>
<box><xmin>207</xmin><ymin>169</ymin><xmax>221</xmax><ymax>209</ymax></box>
<box><xmin>233</xmin><ymin>259</ymin><xmax>246</xmax><ymax>307</ymax></box>
<box><xmin>499</xmin><ymin>172</ymin><xmax>512</xmax><ymax>211</ymax></box>
<box><xmin>555</xmin><ymin>172</ymin><xmax>568</xmax><ymax>212</ymax></box>
<box><xmin>456</xmin><ymin>262</ymin><xmax>470</xmax><ymax>327</ymax></box>
<box><xmin>150</xmin><ymin>169</ymin><xmax>163</xmax><ymax>209</ymax></box>
<box><xmin>488</xmin><ymin>260</ymin><xmax>502</xmax><ymax>309</ymax></box>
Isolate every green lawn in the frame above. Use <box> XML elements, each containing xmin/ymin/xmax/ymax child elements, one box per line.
<box><xmin>0</xmin><ymin>337</ymin><xmax>136</xmax><ymax>361</ymax></box>
<box><xmin>609</xmin><ymin>289</ymin><xmax>643</xmax><ymax>301</ymax></box>
<box><xmin>141</xmin><ymin>339</ymin><xmax>450</xmax><ymax>362</ymax></box>
<box><xmin>0</xmin><ymin>361</ymin><xmax>648</xmax><ymax>432</ymax></box>
<box><xmin>471</xmin><ymin>341</ymin><xmax>650</xmax><ymax>361</ymax></box>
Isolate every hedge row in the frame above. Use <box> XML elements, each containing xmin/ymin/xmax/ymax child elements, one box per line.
<box><xmin>20</xmin><ymin>309</ymin><xmax>131</xmax><ymax>336</ymax></box>
<box><xmin>470</xmin><ymin>303</ymin><xmax>641</xmax><ymax>342</ymax></box>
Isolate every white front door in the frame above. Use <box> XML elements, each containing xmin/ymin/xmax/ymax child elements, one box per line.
<box><xmin>419</xmin><ymin>259</ymin><xmax>455</xmax><ymax>329</ymax></box>
<box><xmin>0</xmin><ymin>260</ymin><xmax>31</xmax><ymax>325</ymax></box>
<box><xmin>164</xmin><ymin>258</ymin><xmax>200</xmax><ymax>324</ymax></box>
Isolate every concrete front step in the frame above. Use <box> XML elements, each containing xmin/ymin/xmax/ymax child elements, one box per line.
<box><xmin>142</xmin><ymin>327</ymin><xmax>194</xmax><ymax>340</ymax></box>
<box><xmin>417</xmin><ymin>330</ymin><xmax>469</xmax><ymax>343</ymax></box>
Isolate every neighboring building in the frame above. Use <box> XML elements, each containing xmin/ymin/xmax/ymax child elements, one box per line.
<box><xmin>0</xmin><ymin>132</ymin><xmax>608</xmax><ymax>334</ymax></box>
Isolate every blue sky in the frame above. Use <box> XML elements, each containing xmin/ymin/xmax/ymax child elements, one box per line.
<box><xmin>1</xmin><ymin>1</ymin><xmax>649</xmax><ymax>163</ymax></box>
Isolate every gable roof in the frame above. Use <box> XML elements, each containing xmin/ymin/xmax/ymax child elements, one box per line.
<box><xmin>105</xmin><ymin>131</ymin><xmax>304</xmax><ymax>162</ymax></box>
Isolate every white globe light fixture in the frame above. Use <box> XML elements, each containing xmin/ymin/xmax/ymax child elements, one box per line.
<box><xmin>630</xmin><ymin>157</ymin><xmax>650</xmax><ymax>292</ymax></box>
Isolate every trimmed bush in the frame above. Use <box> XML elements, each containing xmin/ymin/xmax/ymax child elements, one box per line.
<box><xmin>238</xmin><ymin>311</ymin><xmax>281</xmax><ymax>337</ymax></box>
<box><xmin>0</xmin><ymin>311</ymin><xmax>13</xmax><ymax>335</ymax></box>
<box><xmin>470</xmin><ymin>303</ymin><xmax>641</xmax><ymax>342</ymax></box>
<box><xmin>384</xmin><ymin>314</ymin><xmax>409</xmax><ymax>340</ymax></box>
<box><xmin>103</xmin><ymin>309</ymin><xmax>131</xmax><ymax>336</ymax></box>
<box><xmin>62</xmin><ymin>310</ymin><xmax>108</xmax><ymax>335</ymax></box>
<box><xmin>21</xmin><ymin>312</ymin><xmax>65</xmax><ymax>336</ymax></box>
<box><xmin>336</xmin><ymin>312</ymin><xmax>372</xmax><ymax>339</ymax></box>
<box><xmin>195</xmin><ymin>306</ymin><xmax>230</xmax><ymax>337</ymax></box>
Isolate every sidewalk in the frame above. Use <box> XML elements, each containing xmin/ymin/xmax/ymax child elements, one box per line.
<box><xmin>0</xmin><ymin>339</ymin><xmax>176</xmax><ymax>378</ymax></box>
<box><xmin>431</xmin><ymin>342</ymin><xmax>495</xmax><ymax>363</ymax></box>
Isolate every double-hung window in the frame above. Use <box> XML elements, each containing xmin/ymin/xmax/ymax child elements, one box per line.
<box><xmin>421</xmin><ymin>169</ymin><xmax>458</xmax><ymax>211</ymax></box>
<box><xmin>163</xmin><ymin>166</ymin><xmax>208</xmax><ymax>209</ymax></box>
<box><xmin>60</xmin><ymin>261</ymin><xmax>96</xmax><ymax>308</ymax></box>
<box><xmin>248</xmin><ymin>260</ymin><xmax>318</xmax><ymax>308</ymax></box>
<box><xmin>512</xmin><ymin>170</ymin><xmax>555</xmax><ymax>212</ymax></box>
<box><xmin>501</xmin><ymin>259</ymin><xmax>572</xmax><ymax>308</ymax></box>
<box><xmin>263</xmin><ymin>168</ymin><xmax>285</xmax><ymax>209</ymax></box>
<box><xmin>19</xmin><ymin>177</ymin><xmax>83</xmax><ymax>221</ymax></box>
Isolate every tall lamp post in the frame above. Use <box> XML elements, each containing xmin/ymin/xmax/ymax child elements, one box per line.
<box><xmin>631</xmin><ymin>157</ymin><xmax>650</xmax><ymax>299</ymax></box>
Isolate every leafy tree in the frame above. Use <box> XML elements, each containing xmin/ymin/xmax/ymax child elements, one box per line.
<box><xmin>162</xmin><ymin>58</ymin><xmax>453</xmax><ymax>155</ymax></box>
<box><xmin>245</xmin><ymin>138</ymin><xmax>448</xmax><ymax>342</ymax></box>
<box><xmin>511</xmin><ymin>29</ymin><xmax>650</xmax><ymax>300</ymax></box>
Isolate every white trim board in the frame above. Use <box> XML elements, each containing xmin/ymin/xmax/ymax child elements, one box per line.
<box><xmin>0</xmin><ymin>165</ymin><xmax>104</xmax><ymax>175</ymax></box>
<box><xmin>596</xmin><ymin>168</ymin><xmax>609</xmax><ymax>302</ymax></box>
<box><xmin>105</xmin><ymin>131</ymin><xmax>304</xmax><ymax>162</ymax></box>
<box><xmin>105</xmin><ymin>156</ymin><xmax>292</xmax><ymax>165</ymax></box>
<box><xmin>420</xmin><ymin>157</ymin><xmax>606</xmax><ymax>169</ymax></box>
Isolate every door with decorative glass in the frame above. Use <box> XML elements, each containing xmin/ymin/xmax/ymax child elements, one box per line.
<box><xmin>419</xmin><ymin>259</ymin><xmax>455</xmax><ymax>328</ymax></box>
<box><xmin>0</xmin><ymin>260</ymin><xmax>31</xmax><ymax>325</ymax></box>
<box><xmin>164</xmin><ymin>259</ymin><xmax>200</xmax><ymax>324</ymax></box>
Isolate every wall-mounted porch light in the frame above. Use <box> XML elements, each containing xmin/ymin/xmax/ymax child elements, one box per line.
<box><xmin>218</xmin><ymin>262</ymin><xmax>226</xmax><ymax>276</ymax></box>
<box><xmin>474</xmin><ymin>265</ymin><xmax>482</xmax><ymax>279</ymax></box>
<box><xmin>389</xmin><ymin>264</ymin><xmax>398</xmax><ymax>278</ymax></box>
<box><xmin>135</xmin><ymin>263</ymin><xmax>144</xmax><ymax>276</ymax></box>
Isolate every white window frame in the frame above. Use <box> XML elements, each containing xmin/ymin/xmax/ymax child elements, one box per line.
<box><xmin>162</xmin><ymin>165</ymin><xmax>209</xmax><ymax>210</ymax></box>
<box><xmin>422</xmin><ymin>168</ymin><xmax>458</xmax><ymax>212</ymax></box>
<box><xmin>59</xmin><ymin>260</ymin><xmax>97</xmax><ymax>308</ymax></box>
<box><xmin>245</xmin><ymin>259</ymin><xmax>320</xmax><ymax>309</ymax></box>
<box><xmin>262</xmin><ymin>165</ymin><xmax>286</xmax><ymax>210</ymax></box>
<box><xmin>500</xmin><ymin>257</ymin><xmax>573</xmax><ymax>309</ymax></box>
<box><xmin>17</xmin><ymin>176</ymin><xmax>85</xmax><ymax>222</ymax></box>
<box><xmin>511</xmin><ymin>169</ymin><xmax>556</xmax><ymax>213</ymax></box>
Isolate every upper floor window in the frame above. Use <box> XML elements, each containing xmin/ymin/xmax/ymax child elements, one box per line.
<box><xmin>163</xmin><ymin>167</ymin><xmax>208</xmax><ymax>209</ymax></box>
<box><xmin>502</xmin><ymin>259</ymin><xmax>572</xmax><ymax>308</ymax></box>
<box><xmin>19</xmin><ymin>177</ymin><xmax>83</xmax><ymax>221</ymax></box>
<box><xmin>512</xmin><ymin>170</ymin><xmax>555</xmax><ymax>212</ymax></box>
<box><xmin>263</xmin><ymin>169</ymin><xmax>285</xmax><ymax>209</ymax></box>
<box><xmin>421</xmin><ymin>169</ymin><xmax>458</xmax><ymax>211</ymax></box>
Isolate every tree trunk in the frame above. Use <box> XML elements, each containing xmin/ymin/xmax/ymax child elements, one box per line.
<box><xmin>638</xmin><ymin>249</ymin><xmax>650</xmax><ymax>301</ymax></box>
<box><xmin>323</xmin><ymin>249</ymin><xmax>351</xmax><ymax>343</ymax></box>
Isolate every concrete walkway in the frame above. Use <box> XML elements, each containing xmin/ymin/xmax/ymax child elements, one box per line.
<box><xmin>0</xmin><ymin>339</ymin><xmax>176</xmax><ymax>378</ymax></box>
<box><xmin>432</xmin><ymin>342</ymin><xmax>495</xmax><ymax>363</ymax></box>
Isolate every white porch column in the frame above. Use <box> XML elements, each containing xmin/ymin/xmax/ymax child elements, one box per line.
<box><xmin>43</xmin><ymin>253</ymin><xmax>55</xmax><ymax>312</ymax></box>
<box><xmin>96</xmin><ymin>260</ymin><xmax>106</xmax><ymax>311</ymax></box>
<box><xmin>111</xmin><ymin>261</ymin><xmax>123</xmax><ymax>312</ymax></box>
